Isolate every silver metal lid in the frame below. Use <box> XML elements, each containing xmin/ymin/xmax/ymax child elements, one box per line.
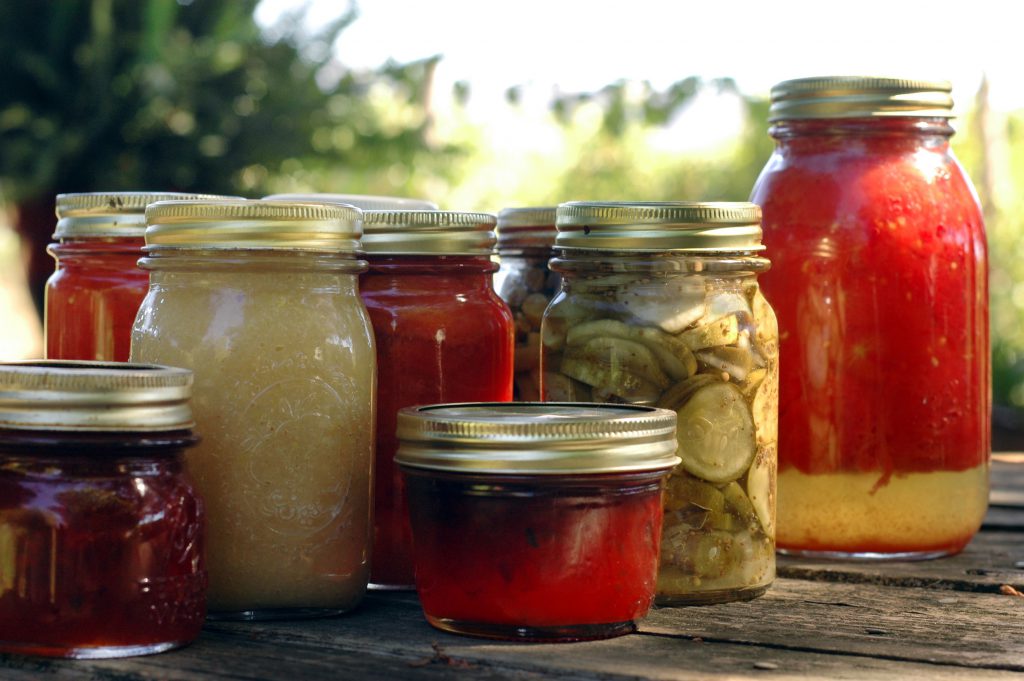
<box><xmin>0</xmin><ymin>361</ymin><xmax>194</xmax><ymax>432</ymax></box>
<box><xmin>55</xmin><ymin>192</ymin><xmax>239</xmax><ymax>239</ymax></box>
<box><xmin>496</xmin><ymin>207</ymin><xmax>557</xmax><ymax>250</ymax></box>
<box><xmin>263</xmin><ymin>193</ymin><xmax>438</xmax><ymax>211</ymax></box>
<box><xmin>769</xmin><ymin>76</ymin><xmax>955</xmax><ymax>121</ymax></box>
<box><xmin>396</xmin><ymin>402</ymin><xmax>680</xmax><ymax>475</ymax></box>
<box><xmin>361</xmin><ymin>210</ymin><xmax>497</xmax><ymax>255</ymax></box>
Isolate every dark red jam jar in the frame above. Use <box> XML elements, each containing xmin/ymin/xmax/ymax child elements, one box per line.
<box><xmin>45</xmin><ymin>192</ymin><xmax>233</xmax><ymax>362</ymax></box>
<box><xmin>360</xmin><ymin>211</ymin><xmax>515</xmax><ymax>589</ymax></box>
<box><xmin>0</xmin><ymin>361</ymin><xmax>205</xmax><ymax>658</ymax></box>
<box><xmin>395</xmin><ymin>403</ymin><xmax>679</xmax><ymax>642</ymax></box>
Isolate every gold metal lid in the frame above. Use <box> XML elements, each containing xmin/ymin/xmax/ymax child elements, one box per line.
<box><xmin>54</xmin><ymin>192</ymin><xmax>238</xmax><ymax>239</ymax></box>
<box><xmin>395</xmin><ymin>402</ymin><xmax>680</xmax><ymax>475</ymax></box>
<box><xmin>361</xmin><ymin>210</ymin><xmax>497</xmax><ymax>255</ymax></box>
<box><xmin>768</xmin><ymin>76</ymin><xmax>954</xmax><ymax>121</ymax></box>
<box><xmin>555</xmin><ymin>201</ymin><xmax>764</xmax><ymax>253</ymax></box>
<box><xmin>0</xmin><ymin>361</ymin><xmax>194</xmax><ymax>432</ymax></box>
<box><xmin>145</xmin><ymin>199</ymin><xmax>362</xmax><ymax>252</ymax></box>
<box><xmin>496</xmin><ymin>207</ymin><xmax>557</xmax><ymax>250</ymax></box>
<box><xmin>263</xmin><ymin>193</ymin><xmax>438</xmax><ymax>211</ymax></box>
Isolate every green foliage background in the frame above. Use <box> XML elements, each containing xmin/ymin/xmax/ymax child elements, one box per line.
<box><xmin>1</xmin><ymin>0</ymin><xmax>1022</xmax><ymax>409</ymax></box>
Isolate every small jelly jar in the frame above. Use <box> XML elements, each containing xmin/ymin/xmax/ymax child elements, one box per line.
<box><xmin>0</xmin><ymin>361</ymin><xmax>205</xmax><ymax>658</ymax></box>
<box><xmin>45</xmin><ymin>192</ymin><xmax>233</xmax><ymax>362</ymax></box>
<box><xmin>395</xmin><ymin>402</ymin><xmax>679</xmax><ymax>642</ymax></box>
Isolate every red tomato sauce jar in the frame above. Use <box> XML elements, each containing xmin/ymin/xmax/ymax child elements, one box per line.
<box><xmin>395</xmin><ymin>402</ymin><xmax>679</xmax><ymax>642</ymax></box>
<box><xmin>45</xmin><ymin>192</ymin><xmax>232</xmax><ymax>362</ymax></box>
<box><xmin>0</xmin><ymin>361</ymin><xmax>205</xmax><ymax>658</ymax></box>
<box><xmin>750</xmin><ymin>77</ymin><xmax>989</xmax><ymax>558</ymax></box>
<box><xmin>360</xmin><ymin>211</ymin><xmax>515</xmax><ymax>589</ymax></box>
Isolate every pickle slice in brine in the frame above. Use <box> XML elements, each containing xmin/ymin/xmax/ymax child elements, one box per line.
<box><xmin>695</xmin><ymin>346</ymin><xmax>753</xmax><ymax>382</ymax></box>
<box><xmin>542</xmin><ymin>371</ymin><xmax>592</xmax><ymax>402</ymax></box>
<box><xmin>674</xmin><ymin>382</ymin><xmax>756</xmax><ymax>483</ymax></box>
<box><xmin>746</xmin><ymin>444</ymin><xmax>776</xmax><ymax>536</ymax></box>
<box><xmin>678</xmin><ymin>314</ymin><xmax>740</xmax><ymax>351</ymax></box>
<box><xmin>560</xmin><ymin>337</ymin><xmax>668</xmax><ymax>403</ymax></box>
<box><xmin>667</xmin><ymin>474</ymin><xmax>725</xmax><ymax>513</ymax></box>
<box><xmin>566</xmin><ymin>319</ymin><xmax>697</xmax><ymax>380</ymax></box>
<box><xmin>657</xmin><ymin>373</ymin><xmax>720</xmax><ymax>411</ymax></box>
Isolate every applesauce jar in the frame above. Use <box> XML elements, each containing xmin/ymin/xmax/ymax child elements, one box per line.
<box><xmin>750</xmin><ymin>78</ymin><xmax>989</xmax><ymax>559</ymax></box>
<box><xmin>45</xmin><ymin>192</ymin><xmax>232</xmax><ymax>362</ymax></box>
<box><xmin>0</xmin><ymin>361</ymin><xmax>204</xmax><ymax>658</ymax></box>
<box><xmin>360</xmin><ymin>210</ymin><xmax>514</xmax><ymax>589</ymax></box>
<box><xmin>541</xmin><ymin>202</ymin><xmax>778</xmax><ymax>605</ymax></box>
<box><xmin>130</xmin><ymin>199</ymin><xmax>376</xmax><ymax>618</ymax></box>
<box><xmin>494</xmin><ymin>207</ymin><xmax>560</xmax><ymax>401</ymax></box>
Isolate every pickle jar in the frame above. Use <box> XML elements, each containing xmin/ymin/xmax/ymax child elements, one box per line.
<box><xmin>0</xmin><ymin>360</ymin><xmax>204</xmax><ymax>658</ymax></box>
<box><xmin>359</xmin><ymin>210</ymin><xmax>514</xmax><ymax>589</ymax></box>
<box><xmin>540</xmin><ymin>201</ymin><xmax>778</xmax><ymax>605</ymax></box>
<box><xmin>396</xmin><ymin>402</ymin><xmax>680</xmax><ymax>642</ymax></box>
<box><xmin>494</xmin><ymin>207</ymin><xmax>560</xmax><ymax>401</ymax></box>
<box><xmin>130</xmin><ymin>199</ymin><xmax>376</xmax><ymax>619</ymax></box>
<box><xmin>45</xmin><ymin>192</ymin><xmax>234</xmax><ymax>362</ymax></box>
<box><xmin>264</xmin><ymin>192</ymin><xmax>439</xmax><ymax>210</ymax></box>
<box><xmin>750</xmin><ymin>77</ymin><xmax>989</xmax><ymax>559</ymax></box>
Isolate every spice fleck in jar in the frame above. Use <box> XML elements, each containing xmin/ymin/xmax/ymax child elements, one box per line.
<box><xmin>45</xmin><ymin>192</ymin><xmax>235</xmax><ymax>362</ymax></box>
<box><xmin>396</xmin><ymin>402</ymin><xmax>679</xmax><ymax>642</ymax></box>
<box><xmin>750</xmin><ymin>77</ymin><xmax>989</xmax><ymax>559</ymax></box>
<box><xmin>494</xmin><ymin>207</ymin><xmax>560</xmax><ymax>401</ymax></box>
<box><xmin>541</xmin><ymin>202</ymin><xmax>779</xmax><ymax>605</ymax></box>
<box><xmin>130</xmin><ymin>200</ymin><xmax>376</xmax><ymax>618</ymax></box>
<box><xmin>360</xmin><ymin>210</ymin><xmax>514</xmax><ymax>589</ymax></box>
<box><xmin>0</xmin><ymin>361</ymin><xmax>204</xmax><ymax>658</ymax></box>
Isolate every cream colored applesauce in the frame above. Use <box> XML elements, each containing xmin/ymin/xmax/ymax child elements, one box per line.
<box><xmin>777</xmin><ymin>463</ymin><xmax>989</xmax><ymax>554</ymax></box>
<box><xmin>130</xmin><ymin>200</ymin><xmax>375</xmax><ymax>616</ymax></box>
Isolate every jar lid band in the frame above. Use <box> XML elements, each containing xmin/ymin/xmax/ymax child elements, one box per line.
<box><xmin>555</xmin><ymin>201</ymin><xmax>764</xmax><ymax>253</ymax></box>
<box><xmin>361</xmin><ymin>210</ymin><xmax>497</xmax><ymax>255</ymax></box>
<box><xmin>54</xmin><ymin>192</ymin><xmax>239</xmax><ymax>239</ymax></box>
<box><xmin>263</xmin><ymin>193</ymin><xmax>438</xmax><ymax>211</ymax></box>
<box><xmin>0</xmin><ymin>361</ymin><xmax>194</xmax><ymax>432</ymax></box>
<box><xmin>769</xmin><ymin>76</ymin><xmax>955</xmax><ymax>121</ymax></box>
<box><xmin>396</xmin><ymin>402</ymin><xmax>680</xmax><ymax>475</ymax></box>
<box><xmin>497</xmin><ymin>207</ymin><xmax>557</xmax><ymax>250</ymax></box>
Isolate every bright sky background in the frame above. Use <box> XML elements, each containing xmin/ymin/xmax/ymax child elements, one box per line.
<box><xmin>257</xmin><ymin>0</ymin><xmax>1024</xmax><ymax>115</ymax></box>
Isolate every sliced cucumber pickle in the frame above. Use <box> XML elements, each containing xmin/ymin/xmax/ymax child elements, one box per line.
<box><xmin>752</xmin><ymin>366</ymin><xmax>778</xmax><ymax>444</ymax></box>
<box><xmin>678</xmin><ymin>314</ymin><xmax>740</xmax><ymax>351</ymax></box>
<box><xmin>560</xmin><ymin>338</ymin><xmax>667</xmax><ymax>402</ymax></box>
<box><xmin>657</xmin><ymin>374</ymin><xmax>720</xmax><ymax>411</ymax></box>
<box><xmin>747</xmin><ymin>443</ymin><xmax>776</xmax><ymax>536</ymax></box>
<box><xmin>674</xmin><ymin>381</ymin><xmax>755</xmax><ymax>483</ymax></box>
<box><xmin>566</xmin><ymin>319</ymin><xmax>697</xmax><ymax>380</ymax></box>
<box><xmin>542</xmin><ymin>371</ymin><xmax>592</xmax><ymax>402</ymax></box>
<box><xmin>667</xmin><ymin>474</ymin><xmax>725</xmax><ymax>513</ymax></box>
<box><xmin>695</xmin><ymin>346</ymin><xmax>753</xmax><ymax>382</ymax></box>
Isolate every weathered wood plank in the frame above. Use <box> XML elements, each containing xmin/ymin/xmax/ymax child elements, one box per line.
<box><xmin>778</xmin><ymin>530</ymin><xmax>1024</xmax><ymax>593</ymax></box>
<box><xmin>5</xmin><ymin>584</ymin><xmax>1021</xmax><ymax>681</ymax></box>
<box><xmin>991</xmin><ymin>457</ymin><xmax>1024</xmax><ymax>507</ymax></box>
<box><xmin>642</xmin><ymin>578</ymin><xmax>1024</xmax><ymax>672</ymax></box>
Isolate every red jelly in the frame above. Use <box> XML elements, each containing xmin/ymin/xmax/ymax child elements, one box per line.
<box><xmin>359</xmin><ymin>211</ymin><xmax>514</xmax><ymax>588</ymax></box>
<box><xmin>749</xmin><ymin>77</ymin><xmax>989</xmax><ymax>558</ymax></box>
<box><xmin>396</xmin><ymin>403</ymin><xmax>679</xmax><ymax>642</ymax></box>
<box><xmin>0</xmin><ymin>361</ymin><xmax>205</xmax><ymax>658</ymax></box>
<box><xmin>45</xmin><ymin>192</ymin><xmax>231</xmax><ymax>362</ymax></box>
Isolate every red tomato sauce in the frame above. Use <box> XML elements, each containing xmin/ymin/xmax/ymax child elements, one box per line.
<box><xmin>403</xmin><ymin>471</ymin><xmax>664</xmax><ymax>640</ymax></box>
<box><xmin>0</xmin><ymin>436</ymin><xmax>206</xmax><ymax>657</ymax></box>
<box><xmin>751</xmin><ymin>118</ymin><xmax>989</xmax><ymax>480</ymax></box>
<box><xmin>360</xmin><ymin>256</ymin><xmax>514</xmax><ymax>587</ymax></box>
<box><xmin>45</xmin><ymin>238</ymin><xmax>150</xmax><ymax>362</ymax></box>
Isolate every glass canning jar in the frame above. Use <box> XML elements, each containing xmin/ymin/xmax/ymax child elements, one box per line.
<box><xmin>0</xmin><ymin>361</ymin><xmax>204</xmax><ymax>658</ymax></box>
<box><xmin>395</xmin><ymin>402</ymin><xmax>680</xmax><ymax>642</ymax></box>
<box><xmin>130</xmin><ymin>200</ymin><xmax>376</xmax><ymax>618</ymax></box>
<box><xmin>750</xmin><ymin>77</ymin><xmax>989</xmax><ymax>559</ymax></box>
<box><xmin>541</xmin><ymin>201</ymin><xmax>779</xmax><ymax>605</ymax></box>
<box><xmin>45</xmin><ymin>192</ymin><xmax>233</xmax><ymax>361</ymax></box>
<box><xmin>359</xmin><ymin>210</ymin><xmax>514</xmax><ymax>589</ymax></box>
<box><xmin>493</xmin><ymin>207</ymin><xmax>560</xmax><ymax>401</ymax></box>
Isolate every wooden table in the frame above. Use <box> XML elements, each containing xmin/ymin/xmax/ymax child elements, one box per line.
<box><xmin>3</xmin><ymin>458</ymin><xmax>1023</xmax><ymax>680</ymax></box>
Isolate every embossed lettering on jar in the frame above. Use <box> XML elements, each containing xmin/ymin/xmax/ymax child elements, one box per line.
<box><xmin>0</xmin><ymin>361</ymin><xmax>204</xmax><ymax>658</ymax></box>
<box><xmin>541</xmin><ymin>202</ymin><xmax>779</xmax><ymax>605</ymax></box>
<box><xmin>750</xmin><ymin>77</ymin><xmax>989</xmax><ymax>559</ymax></box>
<box><xmin>130</xmin><ymin>199</ymin><xmax>376</xmax><ymax>618</ymax></box>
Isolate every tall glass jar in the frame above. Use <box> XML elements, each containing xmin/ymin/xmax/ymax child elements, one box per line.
<box><xmin>0</xmin><ymin>361</ymin><xmax>204</xmax><ymax>658</ymax></box>
<box><xmin>130</xmin><ymin>200</ymin><xmax>376</xmax><ymax>618</ymax></box>
<box><xmin>360</xmin><ymin>210</ymin><xmax>514</xmax><ymax>589</ymax></box>
<box><xmin>750</xmin><ymin>77</ymin><xmax>989</xmax><ymax>559</ymax></box>
<box><xmin>494</xmin><ymin>207</ymin><xmax>560</xmax><ymax>401</ymax></box>
<box><xmin>45</xmin><ymin>192</ymin><xmax>231</xmax><ymax>361</ymax></box>
<box><xmin>541</xmin><ymin>202</ymin><xmax>778</xmax><ymax>605</ymax></box>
